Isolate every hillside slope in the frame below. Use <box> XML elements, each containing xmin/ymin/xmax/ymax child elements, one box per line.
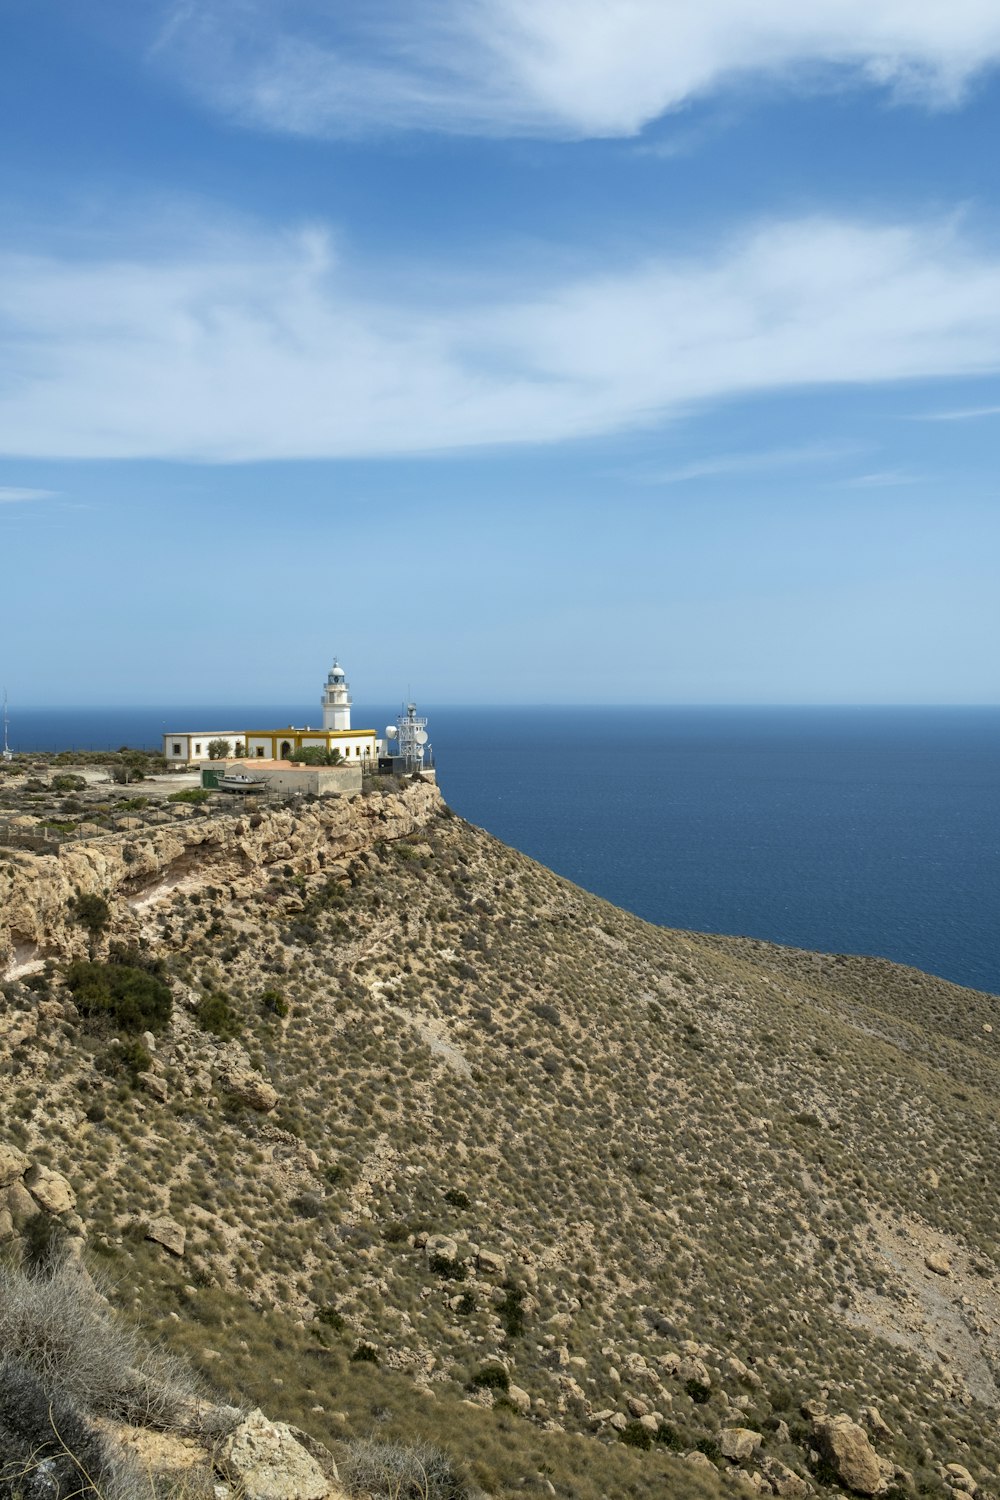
<box><xmin>1</xmin><ymin>773</ymin><xmax>997</xmax><ymax>1500</ymax></box>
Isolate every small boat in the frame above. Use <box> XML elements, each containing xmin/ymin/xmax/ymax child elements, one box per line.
<box><xmin>218</xmin><ymin>772</ymin><xmax>267</xmax><ymax>793</ymax></box>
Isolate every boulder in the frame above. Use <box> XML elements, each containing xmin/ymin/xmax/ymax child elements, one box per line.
<box><xmin>219</xmin><ymin>1067</ymin><xmax>279</xmax><ymax>1113</ymax></box>
<box><xmin>140</xmin><ymin>1072</ymin><xmax>170</xmax><ymax>1102</ymax></box>
<box><xmin>720</xmin><ymin>1428</ymin><xmax>764</xmax><ymax>1461</ymax></box>
<box><xmin>814</xmin><ymin>1415</ymin><xmax>882</xmax><ymax>1495</ymax></box>
<box><xmin>476</xmin><ymin>1247</ymin><xmax>506</xmax><ymax>1277</ymax></box>
<box><xmin>146</xmin><ymin>1216</ymin><xmax>186</xmax><ymax>1257</ymax></box>
<box><xmin>218</xmin><ymin>1409</ymin><xmax>337</xmax><ymax>1500</ymax></box>
<box><xmin>425</xmin><ymin>1234</ymin><xmax>460</xmax><ymax>1264</ymax></box>
<box><xmin>764</xmin><ymin>1461</ymin><xmax>808</xmax><ymax>1498</ymax></box>
<box><xmin>945</xmin><ymin>1465</ymin><xmax>977</xmax><ymax>1495</ymax></box>
<box><xmin>925</xmin><ymin>1252</ymin><xmax>952</xmax><ymax>1277</ymax></box>
<box><xmin>0</xmin><ymin>1142</ymin><xmax>29</xmax><ymax>1185</ymax></box>
<box><xmin>860</xmin><ymin>1406</ymin><xmax>892</xmax><ymax>1439</ymax></box>
<box><xmin>506</xmin><ymin>1384</ymin><xmax>532</xmax><ymax>1414</ymax></box>
<box><xmin>5</xmin><ymin>1179</ymin><xmax>40</xmax><ymax>1227</ymax></box>
<box><xmin>24</xmin><ymin>1164</ymin><xmax>75</xmax><ymax>1215</ymax></box>
<box><xmin>677</xmin><ymin>1356</ymin><xmax>712</xmax><ymax>1387</ymax></box>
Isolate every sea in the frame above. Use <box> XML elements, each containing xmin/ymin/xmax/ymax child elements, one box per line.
<box><xmin>8</xmin><ymin>705</ymin><xmax>999</xmax><ymax>997</ymax></box>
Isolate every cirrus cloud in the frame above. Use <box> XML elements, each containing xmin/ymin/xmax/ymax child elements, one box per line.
<box><xmin>155</xmin><ymin>0</ymin><xmax>1000</xmax><ymax>139</ymax></box>
<box><xmin>3</xmin><ymin>215</ymin><xmax>1000</xmax><ymax>461</ymax></box>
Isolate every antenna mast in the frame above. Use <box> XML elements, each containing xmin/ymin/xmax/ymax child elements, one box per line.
<box><xmin>1</xmin><ymin>689</ymin><xmax>12</xmax><ymax>762</ymax></box>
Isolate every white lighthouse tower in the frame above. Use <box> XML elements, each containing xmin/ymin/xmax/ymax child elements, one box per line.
<box><xmin>321</xmin><ymin>658</ymin><xmax>352</xmax><ymax>731</ymax></box>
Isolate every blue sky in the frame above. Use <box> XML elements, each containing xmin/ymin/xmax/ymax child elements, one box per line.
<box><xmin>2</xmin><ymin>0</ymin><xmax>999</xmax><ymax>706</ymax></box>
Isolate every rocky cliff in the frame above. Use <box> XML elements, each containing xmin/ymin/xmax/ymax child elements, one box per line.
<box><xmin>0</xmin><ymin>779</ymin><xmax>441</xmax><ymax>978</ymax></box>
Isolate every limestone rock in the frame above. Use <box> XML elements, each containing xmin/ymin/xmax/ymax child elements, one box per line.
<box><xmin>425</xmin><ymin>1234</ymin><xmax>460</xmax><ymax>1264</ymax></box>
<box><xmin>814</xmin><ymin>1415</ymin><xmax>882</xmax><ymax>1495</ymax></box>
<box><xmin>764</xmin><ymin>1460</ymin><xmax>809</xmax><ymax>1497</ymax></box>
<box><xmin>24</xmin><ymin>1164</ymin><xmax>75</xmax><ymax>1215</ymax></box>
<box><xmin>860</xmin><ymin>1406</ymin><xmax>892</xmax><ymax>1439</ymax></box>
<box><xmin>218</xmin><ymin>1408</ymin><xmax>336</xmax><ymax>1500</ymax></box>
<box><xmin>0</xmin><ymin>1142</ymin><xmax>28</xmax><ymax>1185</ymax></box>
<box><xmin>0</xmin><ymin>1207</ymin><xmax>14</xmax><ymax>1242</ymax></box>
<box><xmin>140</xmin><ymin>1072</ymin><xmax>170</xmax><ymax>1103</ymax></box>
<box><xmin>506</xmin><ymin>1384</ymin><xmax>531</xmax><ymax>1414</ymax></box>
<box><xmin>677</xmin><ymin>1355</ymin><xmax>712</xmax><ymax>1388</ymax></box>
<box><xmin>945</xmin><ymin>1465</ymin><xmax>977</xmax><ymax>1495</ymax></box>
<box><xmin>146</xmin><ymin>1216</ymin><xmax>186</xmax><ymax>1256</ymax></box>
<box><xmin>720</xmin><ymin>1428</ymin><xmax>764</xmax><ymax>1461</ymax></box>
<box><xmin>638</xmin><ymin>1413</ymin><xmax>660</xmax><ymax>1435</ymax></box>
<box><xmin>5</xmin><ymin>1179</ymin><xmax>39</xmax><ymax>1227</ymax></box>
<box><xmin>219</xmin><ymin>1066</ymin><xmax>279</xmax><ymax>1113</ymax></box>
<box><xmin>686</xmin><ymin>1451</ymin><xmax>716</xmax><ymax>1471</ymax></box>
<box><xmin>476</xmin><ymin>1247</ymin><xmax>506</xmax><ymax>1277</ymax></box>
<box><xmin>925</xmin><ymin>1252</ymin><xmax>952</xmax><ymax>1277</ymax></box>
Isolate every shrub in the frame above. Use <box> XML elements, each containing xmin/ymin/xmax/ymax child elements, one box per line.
<box><xmin>195</xmin><ymin>992</ymin><xmax>241</xmax><ymax>1040</ymax></box>
<box><xmin>65</xmin><ymin>961</ymin><xmax>172</xmax><ymax>1034</ymax></box>
<box><xmin>51</xmin><ymin>774</ymin><xmax>86</xmax><ymax>792</ymax></box>
<box><xmin>341</xmin><ymin>1438</ymin><xmax>473</xmax><ymax>1500</ymax></box>
<box><xmin>619</xmin><ymin>1420</ymin><xmax>653</xmax><ymax>1451</ymax></box>
<box><xmin>468</xmin><ymin>1363</ymin><xmax>509</xmax><ymax>1392</ymax></box>
<box><xmin>206</xmin><ymin>739</ymin><xmax>231</xmax><ymax>760</ymax></box>
<box><xmin>498</xmin><ymin>1283</ymin><xmax>526</xmax><ymax>1338</ymax></box>
<box><xmin>0</xmin><ymin>1260</ymin><xmax>198</xmax><ymax>1429</ymax></box>
<box><xmin>428</xmin><ymin>1254</ymin><xmax>467</xmax><ymax>1281</ymax></box>
<box><xmin>685</xmin><ymin>1378</ymin><xmax>711</xmax><ymax>1404</ymax></box>
<box><xmin>0</xmin><ymin>1357</ymin><xmax>135</xmax><ymax>1500</ymax></box>
<box><xmin>167</xmin><ymin>788</ymin><xmax>211</xmax><ymax>804</ymax></box>
<box><xmin>349</xmin><ymin>1342</ymin><xmax>379</xmax><ymax>1365</ymax></box>
<box><xmin>443</xmin><ymin>1187</ymin><xmax>470</xmax><ymax>1209</ymax></box>
<box><xmin>71</xmin><ymin>894</ymin><xmax>110</xmax><ymax>954</ymax></box>
<box><xmin>261</xmin><ymin>988</ymin><xmax>289</xmax><ymax>1018</ymax></box>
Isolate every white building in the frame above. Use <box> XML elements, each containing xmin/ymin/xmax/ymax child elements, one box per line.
<box><xmin>162</xmin><ymin>658</ymin><xmax>378</xmax><ymax>766</ymax></box>
<box><xmin>163</xmin><ymin>731</ymin><xmax>243</xmax><ymax>764</ymax></box>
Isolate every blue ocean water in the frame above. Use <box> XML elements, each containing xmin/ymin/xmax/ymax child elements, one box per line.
<box><xmin>8</xmin><ymin>705</ymin><xmax>999</xmax><ymax>996</ymax></box>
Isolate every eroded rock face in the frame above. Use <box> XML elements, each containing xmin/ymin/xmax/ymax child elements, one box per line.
<box><xmin>0</xmin><ymin>782</ymin><xmax>442</xmax><ymax>979</ymax></box>
<box><xmin>217</xmin><ymin>1065</ymin><xmax>279</xmax><ymax>1113</ymax></box>
<box><xmin>0</xmin><ymin>1143</ymin><xmax>29</xmax><ymax>1185</ymax></box>
<box><xmin>814</xmin><ymin>1414</ymin><xmax>882</xmax><ymax>1495</ymax></box>
<box><xmin>218</xmin><ymin>1408</ymin><xmax>340</xmax><ymax>1500</ymax></box>
<box><xmin>24</xmin><ymin>1164</ymin><xmax>76</xmax><ymax>1216</ymax></box>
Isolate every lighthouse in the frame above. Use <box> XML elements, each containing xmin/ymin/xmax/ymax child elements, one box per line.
<box><xmin>322</xmin><ymin>658</ymin><xmax>352</xmax><ymax>731</ymax></box>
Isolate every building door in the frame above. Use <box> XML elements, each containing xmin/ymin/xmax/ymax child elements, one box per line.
<box><xmin>280</xmin><ymin>740</ymin><xmax>292</xmax><ymax>760</ymax></box>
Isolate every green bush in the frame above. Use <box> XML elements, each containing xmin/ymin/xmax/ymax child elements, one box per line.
<box><xmin>443</xmin><ymin>1187</ymin><xmax>470</xmax><ymax>1209</ymax></box>
<box><xmin>349</xmin><ymin>1342</ymin><xmax>379</xmax><ymax>1365</ymax></box>
<box><xmin>619</xmin><ymin>1421</ymin><xmax>653</xmax><ymax>1451</ymax></box>
<box><xmin>261</xmin><ymin>988</ymin><xmax>289</xmax><ymax>1018</ymax></box>
<box><xmin>196</xmin><ymin>992</ymin><xmax>242</xmax><ymax>1040</ymax></box>
<box><xmin>168</xmin><ymin>788</ymin><xmax>211</xmax><ymax>805</ymax></box>
<box><xmin>65</xmin><ymin>960</ymin><xmax>172</xmax><ymax>1034</ymax></box>
<box><xmin>51</xmin><ymin>774</ymin><xmax>86</xmax><ymax>792</ymax></box>
<box><xmin>468</xmin><ymin>1363</ymin><xmax>509</xmax><ymax>1392</ymax></box>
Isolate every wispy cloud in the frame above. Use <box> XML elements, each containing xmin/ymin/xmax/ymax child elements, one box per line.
<box><xmin>3</xmin><ymin>214</ymin><xmax>1000</xmax><ymax>462</ymax></box>
<box><xmin>0</xmin><ymin>487</ymin><xmax>58</xmax><ymax>503</ymax></box>
<box><xmin>154</xmin><ymin>0</ymin><xmax>1000</xmax><ymax>140</ymax></box>
<box><xmin>640</xmin><ymin>443</ymin><xmax>858</xmax><ymax>485</ymax></box>
<box><xmin>917</xmin><ymin>403</ymin><xmax>1000</xmax><ymax>421</ymax></box>
<box><xmin>837</xmin><ymin>469</ymin><xmax>920</xmax><ymax>488</ymax></box>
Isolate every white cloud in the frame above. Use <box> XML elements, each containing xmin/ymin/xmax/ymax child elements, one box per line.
<box><xmin>918</xmin><ymin>403</ymin><xmax>1000</xmax><ymax>420</ymax></box>
<box><xmin>156</xmin><ymin>0</ymin><xmax>1000</xmax><ymax>139</ymax></box>
<box><xmin>641</xmin><ymin>443</ymin><xmax>856</xmax><ymax>484</ymax></box>
<box><xmin>3</xmin><ymin>215</ymin><xmax>1000</xmax><ymax>461</ymax></box>
<box><xmin>0</xmin><ymin>487</ymin><xmax>57</xmax><ymax>503</ymax></box>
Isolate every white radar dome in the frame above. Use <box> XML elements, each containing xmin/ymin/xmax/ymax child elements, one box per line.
<box><xmin>385</xmin><ymin>725</ymin><xmax>398</xmax><ymax>738</ymax></box>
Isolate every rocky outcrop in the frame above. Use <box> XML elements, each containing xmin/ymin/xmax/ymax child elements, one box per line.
<box><xmin>0</xmin><ymin>780</ymin><xmax>442</xmax><ymax>978</ymax></box>
<box><xmin>218</xmin><ymin>1408</ymin><xmax>343</xmax><ymax>1500</ymax></box>
<box><xmin>145</xmin><ymin>1215</ymin><xmax>186</xmax><ymax>1256</ymax></box>
<box><xmin>0</xmin><ymin>1141</ymin><xmax>82</xmax><ymax>1249</ymax></box>
<box><xmin>813</xmin><ymin>1414</ymin><xmax>883</xmax><ymax>1495</ymax></box>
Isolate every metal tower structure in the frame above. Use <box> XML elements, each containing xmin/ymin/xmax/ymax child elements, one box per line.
<box><xmin>386</xmin><ymin>702</ymin><xmax>429</xmax><ymax>772</ymax></box>
<box><xmin>1</xmin><ymin>690</ymin><xmax>11</xmax><ymax>762</ymax></box>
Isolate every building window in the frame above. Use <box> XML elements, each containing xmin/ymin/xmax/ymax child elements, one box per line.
<box><xmin>194</xmin><ymin>743</ymin><xmax>201</xmax><ymax>755</ymax></box>
<box><xmin>172</xmin><ymin>743</ymin><xmax>181</xmax><ymax>756</ymax></box>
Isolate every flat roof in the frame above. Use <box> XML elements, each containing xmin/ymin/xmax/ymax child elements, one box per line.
<box><xmin>243</xmin><ymin>727</ymin><xmax>376</xmax><ymax>737</ymax></box>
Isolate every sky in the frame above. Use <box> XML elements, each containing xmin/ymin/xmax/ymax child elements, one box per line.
<box><xmin>2</xmin><ymin>0</ymin><xmax>999</xmax><ymax>706</ymax></box>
